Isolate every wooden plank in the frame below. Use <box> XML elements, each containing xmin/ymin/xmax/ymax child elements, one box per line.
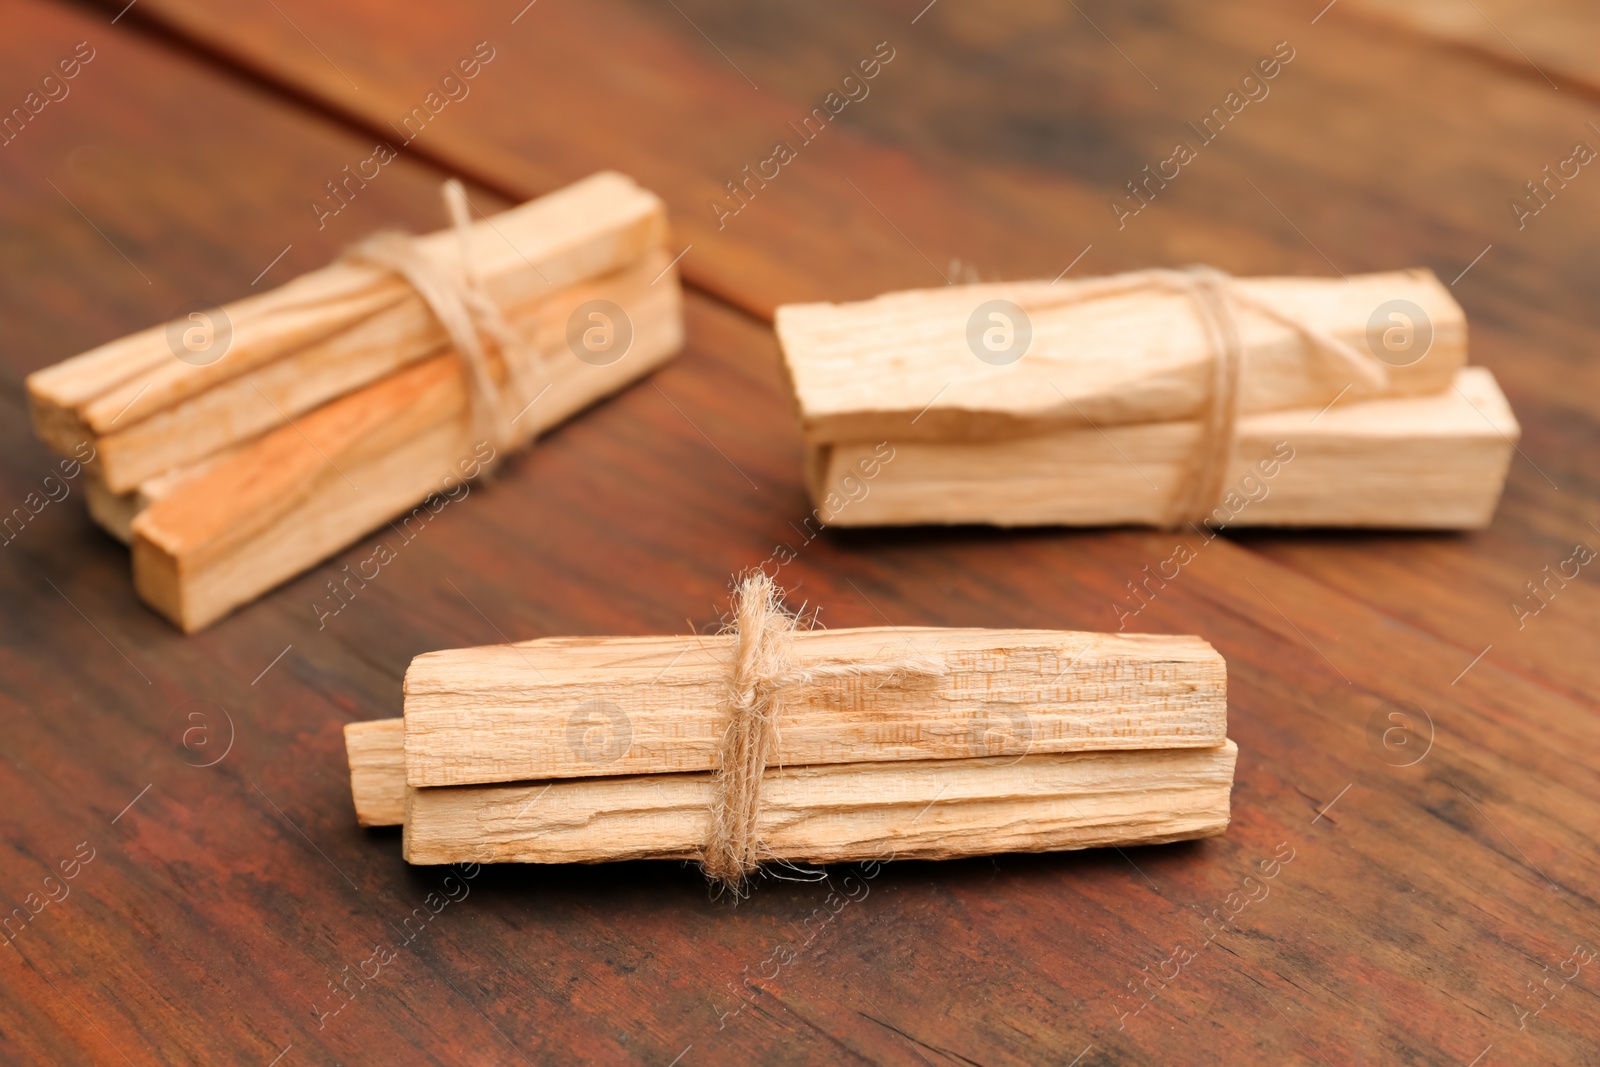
<box><xmin>101</xmin><ymin>0</ymin><xmax>1121</xmax><ymax>315</ymax></box>
<box><xmin>811</xmin><ymin>367</ymin><xmax>1515</xmax><ymax>529</ymax></box>
<box><xmin>402</xmin><ymin>742</ymin><xmax>1239</xmax><ymax>864</ymax></box>
<box><xmin>402</xmin><ymin>627</ymin><xmax>1227</xmax><ymax>787</ymax></box>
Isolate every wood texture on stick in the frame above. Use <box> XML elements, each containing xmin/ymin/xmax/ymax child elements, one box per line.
<box><xmin>776</xmin><ymin>270</ymin><xmax>1463</xmax><ymax>444</ymax></box>
<box><xmin>809</xmin><ymin>367</ymin><xmax>1516</xmax><ymax>529</ymax></box>
<box><xmin>400</xmin><ymin>741</ymin><xmax>1238</xmax><ymax>865</ymax></box>
<box><xmin>28</xmin><ymin>172</ymin><xmax>665</xmax><ymax>491</ymax></box>
<box><xmin>128</xmin><ymin>251</ymin><xmax>683</xmax><ymax>631</ymax></box>
<box><xmin>402</xmin><ymin>627</ymin><xmax>1227</xmax><ymax>788</ymax></box>
<box><xmin>84</xmin><ymin>459</ymin><xmax>216</xmax><ymax>545</ymax></box>
<box><xmin>345</xmin><ymin>719</ymin><xmax>406</xmax><ymax>828</ymax></box>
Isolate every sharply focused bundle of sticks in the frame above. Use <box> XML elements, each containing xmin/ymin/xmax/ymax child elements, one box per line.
<box><xmin>776</xmin><ymin>268</ymin><xmax>1518</xmax><ymax>529</ymax></box>
<box><xmin>27</xmin><ymin>172</ymin><xmax>684</xmax><ymax>630</ymax></box>
<box><xmin>343</xmin><ymin>578</ymin><xmax>1238</xmax><ymax>880</ymax></box>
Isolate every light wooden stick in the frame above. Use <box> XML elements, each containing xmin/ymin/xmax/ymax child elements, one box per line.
<box><xmin>84</xmin><ymin>451</ymin><xmax>231</xmax><ymax>545</ymax></box>
<box><xmin>128</xmin><ymin>252</ymin><xmax>682</xmax><ymax>631</ymax></box>
<box><xmin>29</xmin><ymin>172</ymin><xmax>665</xmax><ymax>492</ymax></box>
<box><xmin>401</xmin><ymin>627</ymin><xmax>1227</xmax><ymax>788</ymax></box>
<box><xmin>810</xmin><ymin>367</ymin><xmax>1516</xmax><ymax>529</ymax></box>
<box><xmin>400</xmin><ymin>742</ymin><xmax>1238</xmax><ymax>865</ymax></box>
<box><xmin>345</xmin><ymin>719</ymin><xmax>406</xmax><ymax>828</ymax></box>
<box><xmin>777</xmin><ymin>270</ymin><xmax>1463</xmax><ymax>444</ymax></box>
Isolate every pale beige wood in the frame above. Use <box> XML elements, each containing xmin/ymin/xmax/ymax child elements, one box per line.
<box><xmin>84</xmin><ymin>477</ymin><xmax>140</xmax><ymax>545</ymax></box>
<box><xmin>403</xmin><ymin>627</ymin><xmax>1226</xmax><ymax>788</ymax></box>
<box><xmin>776</xmin><ymin>270</ymin><xmax>1464</xmax><ymax>444</ymax></box>
<box><xmin>811</xmin><ymin>367</ymin><xmax>1516</xmax><ymax>529</ymax></box>
<box><xmin>345</xmin><ymin>719</ymin><xmax>407</xmax><ymax>828</ymax></box>
<box><xmin>400</xmin><ymin>741</ymin><xmax>1238</xmax><ymax>865</ymax></box>
<box><xmin>28</xmin><ymin>172</ymin><xmax>665</xmax><ymax>491</ymax></box>
<box><xmin>129</xmin><ymin>252</ymin><xmax>683</xmax><ymax>631</ymax></box>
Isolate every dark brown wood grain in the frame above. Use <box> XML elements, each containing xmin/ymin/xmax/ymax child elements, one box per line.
<box><xmin>1</xmin><ymin>0</ymin><xmax>1596</xmax><ymax>1063</ymax></box>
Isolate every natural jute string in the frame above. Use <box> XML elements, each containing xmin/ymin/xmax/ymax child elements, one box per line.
<box><xmin>342</xmin><ymin>180</ymin><xmax>543</xmax><ymax>463</ymax></box>
<box><xmin>1021</xmin><ymin>266</ymin><xmax>1392</xmax><ymax>527</ymax></box>
<box><xmin>702</xmin><ymin>573</ymin><xmax>944</xmax><ymax>890</ymax></box>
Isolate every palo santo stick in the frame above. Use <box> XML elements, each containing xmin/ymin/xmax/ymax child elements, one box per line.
<box><xmin>810</xmin><ymin>367</ymin><xmax>1516</xmax><ymax>529</ymax></box>
<box><xmin>777</xmin><ymin>270</ymin><xmax>1463</xmax><ymax>444</ymax></box>
<box><xmin>345</xmin><ymin>719</ymin><xmax>406</xmax><ymax>828</ymax></box>
<box><xmin>129</xmin><ymin>250</ymin><xmax>683</xmax><ymax>631</ymax></box>
<box><xmin>83</xmin><ymin>478</ymin><xmax>138</xmax><ymax>545</ymax></box>
<box><xmin>29</xmin><ymin>172</ymin><xmax>665</xmax><ymax>491</ymax></box>
<box><xmin>83</xmin><ymin>444</ymin><xmax>240</xmax><ymax>544</ymax></box>
<box><xmin>400</xmin><ymin>742</ymin><xmax>1238</xmax><ymax>865</ymax></box>
<box><xmin>402</xmin><ymin>628</ymin><xmax>1227</xmax><ymax>788</ymax></box>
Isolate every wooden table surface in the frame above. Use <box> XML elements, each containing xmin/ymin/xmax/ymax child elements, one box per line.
<box><xmin>3</xmin><ymin>1</ymin><xmax>1597</xmax><ymax>1063</ymax></box>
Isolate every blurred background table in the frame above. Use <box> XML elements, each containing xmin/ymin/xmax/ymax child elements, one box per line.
<box><xmin>2</xmin><ymin>1</ymin><xmax>1597</xmax><ymax>1063</ymax></box>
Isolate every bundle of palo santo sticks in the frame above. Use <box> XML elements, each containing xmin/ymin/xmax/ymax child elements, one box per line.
<box><xmin>343</xmin><ymin>575</ymin><xmax>1237</xmax><ymax>885</ymax></box>
<box><xmin>776</xmin><ymin>268</ymin><xmax>1518</xmax><ymax>529</ymax></box>
<box><xmin>26</xmin><ymin>172</ymin><xmax>683</xmax><ymax>631</ymax></box>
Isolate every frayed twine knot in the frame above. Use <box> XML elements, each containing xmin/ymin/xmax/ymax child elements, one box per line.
<box><xmin>1023</xmin><ymin>267</ymin><xmax>1391</xmax><ymax>526</ymax></box>
<box><xmin>702</xmin><ymin>573</ymin><xmax>943</xmax><ymax>892</ymax></box>
<box><xmin>342</xmin><ymin>180</ymin><xmax>547</xmax><ymax>469</ymax></box>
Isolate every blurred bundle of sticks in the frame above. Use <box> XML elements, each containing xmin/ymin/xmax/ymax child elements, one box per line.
<box><xmin>26</xmin><ymin>172</ymin><xmax>683</xmax><ymax>630</ymax></box>
<box><xmin>777</xmin><ymin>268</ymin><xmax>1518</xmax><ymax>530</ymax></box>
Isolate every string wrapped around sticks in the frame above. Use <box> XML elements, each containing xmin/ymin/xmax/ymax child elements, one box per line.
<box><xmin>342</xmin><ymin>180</ymin><xmax>547</xmax><ymax>467</ymax></box>
<box><xmin>702</xmin><ymin>573</ymin><xmax>945</xmax><ymax>890</ymax></box>
<box><xmin>1021</xmin><ymin>266</ymin><xmax>1392</xmax><ymax>527</ymax></box>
